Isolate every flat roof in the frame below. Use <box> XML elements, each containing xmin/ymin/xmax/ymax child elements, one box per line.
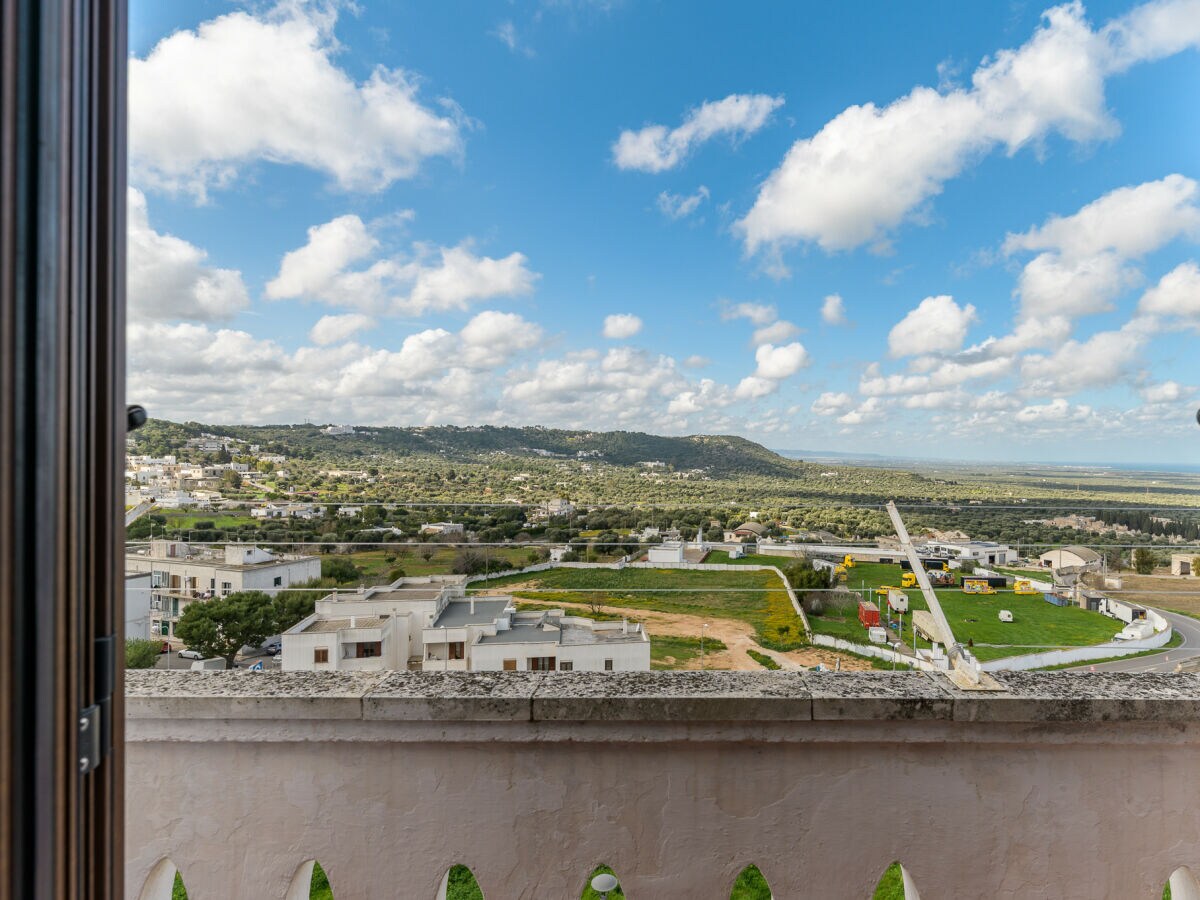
<box><xmin>476</xmin><ymin>621</ymin><xmax>644</xmax><ymax>646</ymax></box>
<box><xmin>431</xmin><ymin>599</ymin><xmax>511</xmax><ymax>628</ymax></box>
<box><xmin>367</xmin><ymin>586</ymin><xmax>446</xmax><ymax>603</ymax></box>
<box><xmin>302</xmin><ymin>616</ymin><xmax>386</xmax><ymax>634</ymax></box>
<box><xmin>476</xmin><ymin>623</ymin><xmax>560</xmax><ymax>645</ymax></box>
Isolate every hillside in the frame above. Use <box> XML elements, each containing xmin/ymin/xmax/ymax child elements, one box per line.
<box><xmin>131</xmin><ymin>420</ymin><xmax>804</xmax><ymax>477</ymax></box>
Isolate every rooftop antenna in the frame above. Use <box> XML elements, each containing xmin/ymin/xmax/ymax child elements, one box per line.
<box><xmin>885</xmin><ymin>501</ymin><xmax>1003</xmax><ymax>691</ymax></box>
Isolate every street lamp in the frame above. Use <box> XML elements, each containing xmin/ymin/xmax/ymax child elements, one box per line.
<box><xmin>891</xmin><ymin>641</ymin><xmax>902</xmax><ymax>671</ymax></box>
<box><xmin>701</xmin><ymin>622</ymin><xmax>709</xmax><ymax>669</ymax></box>
<box><xmin>591</xmin><ymin>873</ymin><xmax>619</xmax><ymax>898</ymax></box>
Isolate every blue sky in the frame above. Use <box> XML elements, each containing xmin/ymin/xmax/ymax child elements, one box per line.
<box><xmin>126</xmin><ymin>0</ymin><xmax>1200</xmax><ymax>463</ymax></box>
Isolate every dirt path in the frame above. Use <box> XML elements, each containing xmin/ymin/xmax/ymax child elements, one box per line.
<box><xmin>480</xmin><ymin>588</ymin><xmax>874</xmax><ymax>671</ymax></box>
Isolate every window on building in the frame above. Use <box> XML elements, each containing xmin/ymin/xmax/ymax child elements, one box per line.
<box><xmin>160</xmin><ymin>621</ymin><xmax>170</xmax><ymax>637</ymax></box>
<box><xmin>448</xmin><ymin>641</ymin><xmax>465</xmax><ymax>660</ymax></box>
<box><xmin>354</xmin><ymin>642</ymin><xmax>382</xmax><ymax>659</ymax></box>
<box><xmin>314</xmin><ymin>648</ymin><xmax>329</xmax><ymax>664</ymax></box>
<box><xmin>502</xmin><ymin>659</ymin><xmax>517</xmax><ymax>671</ymax></box>
<box><xmin>604</xmin><ymin>659</ymin><xmax>614</xmax><ymax>671</ymax></box>
<box><xmin>559</xmin><ymin>661</ymin><xmax>574</xmax><ymax>671</ymax></box>
<box><xmin>220</xmin><ymin>581</ymin><xmax>232</xmax><ymax>596</ymax></box>
<box><xmin>528</xmin><ymin>657</ymin><xmax>557</xmax><ymax>671</ymax></box>
<box><xmin>171</xmin><ymin>599</ymin><xmax>179</xmax><ymax>617</ymax></box>
<box><xmin>273</xmin><ymin>576</ymin><xmax>282</xmax><ymax>587</ymax></box>
<box><xmin>151</xmin><ymin>569</ymin><xmax>166</xmax><ymax>588</ymax></box>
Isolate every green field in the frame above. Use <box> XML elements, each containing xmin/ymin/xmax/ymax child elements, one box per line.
<box><xmin>322</xmin><ymin>546</ymin><xmax>540</xmax><ymax>580</ymax></box>
<box><xmin>158</xmin><ymin>510</ymin><xmax>253</xmax><ymax>531</ymax></box>
<box><xmin>811</xmin><ymin>562</ymin><xmax>1122</xmax><ymax>661</ymax></box>
<box><xmin>470</xmin><ymin>566</ymin><xmax>805</xmax><ymax>651</ymax></box>
<box><xmin>651</xmin><ymin>635</ymin><xmax>729</xmax><ymax>669</ymax></box>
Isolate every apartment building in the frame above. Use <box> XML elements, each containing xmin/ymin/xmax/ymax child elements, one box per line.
<box><xmin>125</xmin><ymin>541</ymin><xmax>321</xmax><ymax>641</ymax></box>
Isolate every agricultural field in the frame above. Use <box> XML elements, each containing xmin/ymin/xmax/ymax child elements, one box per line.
<box><xmin>809</xmin><ymin>562</ymin><xmax>1123</xmax><ymax>662</ymax></box>
<box><xmin>650</xmin><ymin>635</ymin><xmax>729</xmax><ymax>670</ymax></box>
<box><xmin>469</xmin><ymin>566</ymin><xmax>804</xmax><ymax>652</ymax></box>
<box><xmin>704</xmin><ymin>550</ymin><xmax>801</xmax><ymax>566</ymax></box>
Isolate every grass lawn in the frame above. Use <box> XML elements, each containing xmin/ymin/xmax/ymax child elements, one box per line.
<box><xmin>174</xmin><ymin>863</ymin><xmax>334</xmax><ymax>899</ymax></box>
<box><xmin>651</xmin><ymin>635</ymin><xmax>729</xmax><ymax>669</ymax></box>
<box><xmin>747</xmin><ymin>649</ymin><xmax>781</xmax><ymax>670</ymax></box>
<box><xmin>581</xmin><ymin>865</ymin><xmax>625</xmax><ymax>899</ymax></box>
<box><xmin>809</xmin><ymin>562</ymin><xmax>1122</xmax><ymax>661</ymax></box>
<box><xmin>159</xmin><ymin>510</ymin><xmax>253</xmax><ymax>530</ymax></box>
<box><xmin>324</xmin><ymin>546</ymin><xmax>540</xmax><ymax>581</ymax></box>
<box><xmin>873</xmin><ymin>862</ymin><xmax>905</xmax><ymax>899</ymax></box>
<box><xmin>730</xmin><ymin>864</ymin><xmax>773</xmax><ymax>899</ymax></box>
<box><xmin>470</xmin><ymin>566</ymin><xmax>805</xmax><ymax>651</ymax></box>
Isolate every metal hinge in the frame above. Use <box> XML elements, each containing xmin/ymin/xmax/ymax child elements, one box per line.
<box><xmin>79</xmin><ymin>634</ymin><xmax>115</xmax><ymax>776</ymax></box>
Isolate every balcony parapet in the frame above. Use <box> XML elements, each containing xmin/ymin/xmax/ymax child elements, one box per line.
<box><xmin>125</xmin><ymin>671</ymin><xmax>1200</xmax><ymax>899</ymax></box>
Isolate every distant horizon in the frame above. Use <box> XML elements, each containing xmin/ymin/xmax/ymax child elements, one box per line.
<box><xmin>136</xmin><ymin>415</ymin><xmax>1200</xmax><ymax>473</ymax></box>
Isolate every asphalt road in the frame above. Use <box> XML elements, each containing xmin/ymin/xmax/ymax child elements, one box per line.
<box><xmin>1073</xmin><ymin>609</ymin><xmax>1200</xmax><ymax>673</ymax></box>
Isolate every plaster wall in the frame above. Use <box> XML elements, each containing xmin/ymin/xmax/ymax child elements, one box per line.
<box><xmin>125</xmin><ymin>670</ymin><xmax>1200</xmax><ymax>900</ymax></box>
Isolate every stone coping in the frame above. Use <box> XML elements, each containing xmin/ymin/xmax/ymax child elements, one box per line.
<box><xmin>124</xmin><ymin>670</ymin><xmax>1200</xmax><ymax>723</ymax></box>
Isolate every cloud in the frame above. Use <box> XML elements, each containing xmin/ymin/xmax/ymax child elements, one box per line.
<box><xmin>459</xmin><ymin>311</ymin><xmax>543</xmax><ymax>367</ymax></box>
<box><xmin>721</xmin><ymin>301</ymin><xmax>778</xmax><ymax>326</ymax></box>
<box><xmin>838</xmin><ymin>397</ymin><xmax>884</xmax><ymax>426</ymax></box>
<box><xmin>602</xmin><ymin>313</ymin><xmax>644</xmax><ymax>339</ymax></box>
<box><xmin>266</xmin><ymin>215</ymin><xmax>538</xmax><ymax>315</ymax></box>
<box><xmin>613</xmin><ymin>93</ymin><xmax>784</xmax><ymax>172</ymax></box>
<box><xmin>491</xmin><ymin>20</ymin><xmax>533</xmax><ymax>56</ymax></box>
<box><xmin>126</xmin><ymin>187</ymin><xmax>249</xmax><ymax>323</ymax></box>
<box><xmin>1013</xmin><ymin>251</ymin><xmax>1141</xmax><ymax>319</ymax></box>
<box><xmin>683</xmin><ymin>355</ymin><xmax>711</xmax><ymax>368</ymax></box>
<box><xmin>812</xmin><ymin>391</ymin><xmax>854</xmax><ymax>415</ymax></box>
<box><xmin>752</xmin><ymin>321</ymin><xmax>801</xmax><ymax>346</ymax></box>
<box><xmin>657</xmin><ymin>186</ymin><xmax>710</xmax><ymax>219</ymax></box>
<box><xmin>1140</xmin><ymin>380</ymin><xmax>1185</xmax><ymax>403</ymax></box>
<box><xmin>734</xmin><ymin>376</ymin><xmax>778</xmax><ymax>400</ymax></box>
<box><xmin>753</xmin><ymin>342</ymin><xmax>810</xmax><ymax>379</ymax></box>
<box><xmin>1138</xmin><ymin>261</ymin><xmax>1200</xmax><ymax>318</ymax></box>
<box><xmin>1020</xmin><ymin>320</ymin><xmax>1153</xmax><ymax>394</ymax></box>
<box><xmin>736</xmin><ymin>1</ymin><xmax>1200</xmax><ymax>257</ymax></box>
<box><xmin>887</xmin><ymin>295</ymin><xmax>977</xmax><ymax>357</ymax></box>
<box><xmin>309</xmin><ymin>313</ymin><xmax>376</xmax><ymax>346</ymax></box>
<box><xmin>821</xmin><ymin>294</ymin><xmax>848</xmax><ymax>325</ymax></box>
<box><xmin>130</xmin><ymin>3</ymin><xmax>465</xmax><ymax>200</ymax></box>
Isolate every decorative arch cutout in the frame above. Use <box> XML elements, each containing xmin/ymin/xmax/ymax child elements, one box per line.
<box><xmin>136</xmin><ymin>859</ymin><xmax>184</xmax><ymax>900</ymax></box>
<box><xmin>285</xmin><ymin>859</ymin><xmax>334</xmax><ymax>899</ymax></box>
<box><xmin>1165</xmin><ymin>866</ymin><xmax>1200</xmax><ymax>900</ymax></box>
<box><xmin>873</xmin><ymin>862</ymin><xmax>921</xmax><ymax>900</ymax></box>
<box><xmin>730</xmin><ymin>863</ymin><xmax>773</xmax><ymax>898</ymax></box>
<box><xmin>436</xmin><ymin>864</ymin><xmax>485</xmax><ymax>900</ymax></box>
<box><xmin>581</xmin><ymin>864</ymin><xmax>625</xmax><ymax>899</ymax></box>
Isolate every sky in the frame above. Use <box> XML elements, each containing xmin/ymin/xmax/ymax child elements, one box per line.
<box><xmin>126</xmin><ymin>0</ymin><xmax>1200</xmax><ymax>464</ymax></box>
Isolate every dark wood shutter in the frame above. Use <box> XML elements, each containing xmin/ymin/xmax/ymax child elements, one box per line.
<box><xmin>0</xmin><ymin>1</ymin><xmax>127</xmax><ymax>897</ymax></box>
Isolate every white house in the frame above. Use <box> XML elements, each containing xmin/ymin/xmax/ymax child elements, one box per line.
<box><xmin>1039</xmin><ymin>546</ymin><xmax>1103</xmax><ymax>571</ymax></box>
<box><xmin>281</xmin><ymin>578</ymin><xmax>650</xmax><ymax>674</ymax></box>
<box><xmin>126</xmin><ymin>541</ymin><xmax>321</xmax><ymax>642</ymax></box>
<box><xmin>322</xmin><ymin>424</ymin><xmax>355</xmax><ymax>436</ymax></box>
<box><xmin>420</xmin><ymin>522</ymin><xmax>464</xmax><ymax>535</ymax></box>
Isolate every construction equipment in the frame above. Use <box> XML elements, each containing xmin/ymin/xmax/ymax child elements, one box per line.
<box><xmin>886</xmin><ymin>501</ymin><xmax>1000</xmax><ymax>690</ymax></box>
<box><xmin>842</xmin><ymin>554</ymin><xmax>856</xmax><ymax>569</ymax></box>
<box><xmin>1013</xmin><ymin>579</ymin><xmax>1040</xmax><ymax>595</ymax></box>
<box><xmin>901</xmin><ymin>572</ymin><xmax>918</xmax><ymax>589</ymax></box>
<box><xmin>963</xmin><ymin>578</ymin><xmax>997</xmax><ymax>595</ymax></box>
<box><xmin>875</xmin><ymin>585</ymin><xmax>899</xmax><ymax>598</ymax></box>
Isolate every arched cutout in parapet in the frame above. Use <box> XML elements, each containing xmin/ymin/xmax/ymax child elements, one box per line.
<box><xmin>436</xmin><ymin>864</ymin><xmax>485</xmax><ymax>900</ymax></box>
<box><xmin>137</xmin><ymin>859</ymin><xmax>183</xmax><ymax>900</ymax></box>
<box><xmin>730</xmin><ymin>863</ymin><xmax>773</xmax><ymax>899</ymax></box>
<box><xmin>873</xmin><ymin>862</ymin><xmax>921</xmax><ymax>900</ymax></box>
<box><xmin>285</xmin><ymin>859</ymin><xmax>334</xmax><ymax>900</ymax></box>
<box><xmin>581</xmin><ymin>864</ymin><xmax>625</xmax><ymax>899</ymax></box>
<box><xmin>1165</xmin><ymin>866</ymin><xmax>1200</xmax><ymax>900</ymax></box>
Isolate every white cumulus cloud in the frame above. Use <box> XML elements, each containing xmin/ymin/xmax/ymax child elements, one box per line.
<box><xmin>821</xmin><ymin>294</ymin><xmax>848</xmax><ymax>326</ymax></box>
<box><xmin>602</xmin><ymin>313</ymin><xmax>644</xmax><ymax>339</ymax></box>
<box><xmin>309</xmin><ymin>313</ymin><xmax>376</xmax><ymax>346</ymax></box>
<box><xmin>613</xmin><ymin>94</ymin><xmax>784</xmax><ymax>172</ymax></box>
<box><xmin>887</xmin><ymin>295</ymin><xmax>977</xmax><ymax>358</ymax></box>
<box><xmin>126</xmin><ymin>187</ymin><xmax>249</xmax><ymax>323</ymax></box>
<box><xmin>130</xmin><ymin>3</ymin><xmax>465</xmax><ymax>200</ymax></box>
<box><xmin>657</xmin><ymin>186</ymin><xmax>710</xmax><ymax>220</ymax></box>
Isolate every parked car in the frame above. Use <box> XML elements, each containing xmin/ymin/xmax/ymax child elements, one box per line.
<box><xmin>262</xmin><ymin>640</ymin><xmax>282</xmax><ymax>656</ymax></box>
<box><xmin>178</xmin><ymin>648</ymin><xmax>204</xmax><ymax>660</ymax></box>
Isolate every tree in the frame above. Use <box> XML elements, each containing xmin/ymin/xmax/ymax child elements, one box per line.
<box><xmin>1104</xmin><ymin>548</ymin><xmax>1124</xmax><ymax>572</ymax></box>
<box><xmin>1133</xmin><ymin>547</ymin><xmax>1157</xmax><ymax>575</ymax></box>
<box><xmin>125</xmin><ymin>638</ymin><xmax>160</xmax><ymax>669</ymax></box>
<box><xmin>1192</xmin><ymin>556</ymin><xmax>1200</xmax><ymax>578</ymax></box>
<box><xmin>321</xmin><ymin>557</ymin><xmax>360</xmax><ymax>583</ymax></box>
<box><xmin>271</xmin><ymin>580</ymin><xmax>325</xmax><ymax>633</ymax></box>
<box><xmin>420</xmin><ymin>546</ymin><xmax>437</xmax><ymax>563</ymax></box>
<box><xmin>174</xmin><ymin>591</ymin><xmax>277</xmax><ymax>668</ymax></box>
<box><xmin>958</xmin><ymin>559</ymin><xmax>977</xmax><ymax>575</ymax></box>
<box><xmin>451</xmin><ymin>549</ymin><xmax>485</xmax><ymax>576</ymax></box>
<box><xmin>220</xmin><ymin>469</ymin><xmax>242</xmax><ymax>490</ymax></box>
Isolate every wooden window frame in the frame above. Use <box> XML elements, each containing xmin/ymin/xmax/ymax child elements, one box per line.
<box><xmin>1</xmin><ymin>1</ymin><xmax>128</xmax><ymax>896</ymax></box>
<box><xmin>314</xmin><ymin>648</ymin><xmax>329</xmax><ymax>664</ymax></box>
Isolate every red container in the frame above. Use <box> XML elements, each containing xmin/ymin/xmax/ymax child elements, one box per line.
<box><xmin>858</xmin><ymin>600</ymin><xmax>880</xmax><ymax>628</ymax></box>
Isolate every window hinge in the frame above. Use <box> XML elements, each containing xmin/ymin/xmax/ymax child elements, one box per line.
<box><xmin>79</xmin><ymin>634</ymin><xmax>115</xmax><ymax>776</ymax></box>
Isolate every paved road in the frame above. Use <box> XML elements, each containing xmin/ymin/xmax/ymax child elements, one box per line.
<box><xmin>1072</xmin><ymin>609</ymin><xmax>1200</xmax><ymax>673</ymax></box>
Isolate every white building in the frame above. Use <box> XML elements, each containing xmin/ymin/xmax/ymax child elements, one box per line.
<box><xmin>420</xmin><ymin>522</ymin><xmax>464</xmax><ymax>535</ymax></box>
<box><xmin>322</xmin><ymin>424</ymin><xmax>355</xmax><ymax>436</ymax></box>
<box><xmin>1172</xmin><ymin>553</ymin><xmax>1197</xmax><ymax>576</ymax></box>
<box><xmin>125</xmin><ymin>541</ymin><xmax>321</xmax><ymax>642</ymax></box>
<box><xmin>125</xmin><ymin>572</ymin><xmax>154</xmax><ymax>640</ymax></box>
<box><xmin>926</xmin><ymin>540</ymin><xmax>1017</xmax><ymax>566</ymax></box>
<box><xmin>1039</xmin><ymin>546</ymin><xmax>1103</xmax><ymax>571</ymax></box>
<box><xmin>647</xmin><ymin>542</ymin><xmax>685</xmax><ymax>564</ymax></box>
<box><xmin>281</xmin><ymin>578</ymin><xmax>650</xmax><ymax>673</ymax></box>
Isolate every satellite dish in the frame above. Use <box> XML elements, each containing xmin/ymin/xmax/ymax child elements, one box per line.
<box><xmin>591</xmin><ymin>873</ymin><xmax>619</xmax><ymax>893</ymax></box>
